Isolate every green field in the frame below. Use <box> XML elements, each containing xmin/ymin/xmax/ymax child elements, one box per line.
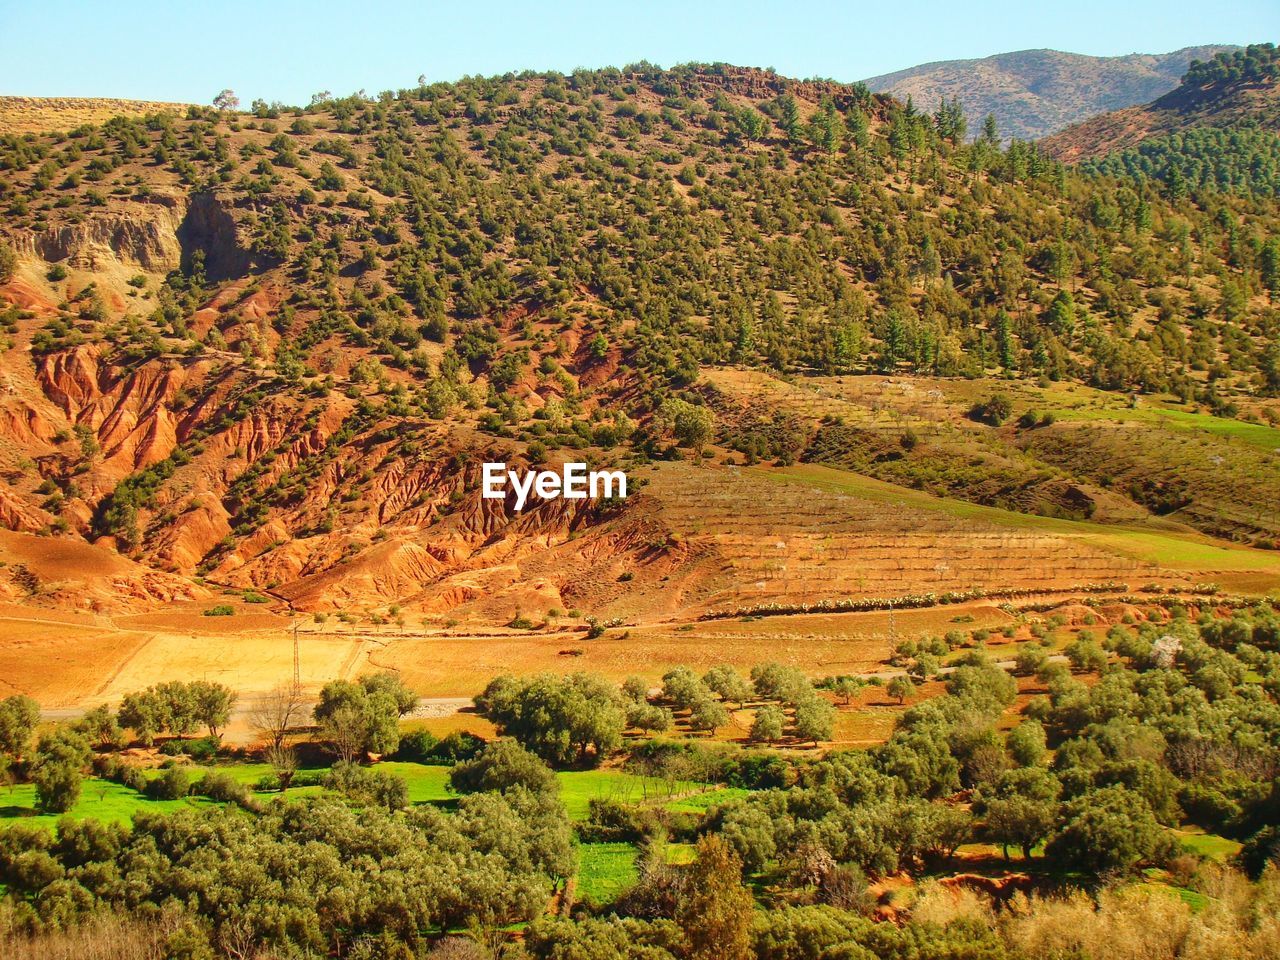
<box><xmin>0</xmin><ymin>762</ymin><xmax>716</xmax><ymax>828</ymax></box>
<box><xmin>665</xmin><ymin>786</ymin><xmax>750</xmax><ymax>815</ymax></box>
<box><xmin>576</xmin><ymin>842</ymin><xmax>639</xmax><ymax>903</ymax></box>
<box><xmin>763</xmin><ymin>463</ymin><xmax>1280</xmax><ymax>574</ymax></box>
<box><xmin>1174</xmin><ymin>828</ymin><xmax>1243</xmax><ymax>861</ymax></box>
<box><xmin>556</xmin><ymin>770</ymin><xmax>707</xmax><ymax>820</ymax></box>
<box><xmin>1047</xmin><ymin>403</ymin><xmax>1280</xmax><ymax>452</ymax></box>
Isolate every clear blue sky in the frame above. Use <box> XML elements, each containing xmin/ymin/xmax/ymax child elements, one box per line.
<box><xmin>1</xmin><ymin>0</ymin><xmax>1276</xmax><ymax>104</ymax></box>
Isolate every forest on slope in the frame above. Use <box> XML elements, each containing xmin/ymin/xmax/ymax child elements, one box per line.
<box><xmin>0</xmin><ymin>62</ymin><xmax>1278</xmax><ymax>611</ymax></box>
<box><xmin>1044</xmin><ymin>42</ymin><xmax>1280</xmax><ymax>166</ymax></box>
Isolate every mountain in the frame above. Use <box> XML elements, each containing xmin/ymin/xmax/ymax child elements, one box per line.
<box><xmin>1041</xmin><ymin>42</ymin><xmax>1280</xmax><ymax>165</ymax></box>
<box><xmin>1</xmin><ymin>63</ymin><xmax>1278</xmax><ymax>627</ymax></box>
<box><xmin>863</xmin><ymin>46</ymin><xmax>1237</xmax><ymax>141</ymax></box>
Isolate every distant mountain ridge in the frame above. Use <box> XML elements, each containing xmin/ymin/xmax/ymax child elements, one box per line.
<box><xmin>1041</xmin><ymin>42</ymin><xmax>1280</xmax><ymax>163</ymax></box>
<box><xmin>863</xmin><ymin>45</ymin><xmax>1238</xmax><ymax>141</ymax></box>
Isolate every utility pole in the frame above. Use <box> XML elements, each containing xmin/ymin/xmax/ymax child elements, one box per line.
<box><xmin>292</xmin><ymin>619</ymin><xmax>300</xmax><ymax>693</ymax></box>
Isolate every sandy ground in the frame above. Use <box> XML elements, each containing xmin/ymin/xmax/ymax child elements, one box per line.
<box><xmin>3</xmin><ymin>599</ymin><xmax>1002</xmax><ymax>719</ymax></box>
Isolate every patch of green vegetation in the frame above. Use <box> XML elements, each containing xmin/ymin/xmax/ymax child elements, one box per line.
<box><xmin>765</xmin><ymin>463</ymin><xmax>1280</xmax><ymax>574</ymax></box>
<box><xmin>1174</xmin><ymin>828</ymin><xmax>1243</xmax><ymax>862</ymax></box>
<box><xmin>373</xmin><ymin>762</ymin><xmax>454</xmax><ymax>805</ymax></box>
<box><xmin>664</xmin><ymin>786</ymin><xmax>751</xmax><ymax>815</ymax></box>
<box><xmin>575</xmin><ymin>842</ymin><xmax>638</xmax><ymax>903</ymax></box>
<box><xmin>0</xmin><ymin>778</ymin><xmax>211</xmax><ymax>827</ymax></box>
<box><xmin>556</xmin><ymin>770</ymin><xmax>703</xmax><ymax>821</ymax></box>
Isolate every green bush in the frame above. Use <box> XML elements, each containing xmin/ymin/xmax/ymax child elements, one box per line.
<box><xmin>145</xmin><ymin>765</ymin><xmax>191</xmax><ymax>800</ymax></box>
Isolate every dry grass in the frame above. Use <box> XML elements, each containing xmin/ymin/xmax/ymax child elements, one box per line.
<box><xmin>0</xmin><ymin>910</ymin><xmax>181</xmax><ymax>960</ymax></box>
<box><xmin>0</xmin><ymin>97</ymin><xmax>189</xmax><ymax>136</ymax></box>
<box><xmin>904</xmin><ymin>865</ymin><xmax>1280</xmax><ymax>960</ymax></box>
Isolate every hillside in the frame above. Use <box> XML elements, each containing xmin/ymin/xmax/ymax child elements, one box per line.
<box><xmin>1042</xmin><ymin>42</ymin><xmax>1280</xmax><ymax>163</ymax></box>
<box><xmin>862</xmin><ymin>45</ymin><xmax>1236</xmax><ymax>142</ymax></box>
<box><xmin>1</xmin><ymin>62</ymin><xmax>1278</xmax><ymax>634</ymax></box>
<box><xmin>0</xmin><ymin>96</ymin><xmax>193</xmax><ymax>136</ymax></box>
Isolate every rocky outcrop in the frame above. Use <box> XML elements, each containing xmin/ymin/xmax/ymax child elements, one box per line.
<box><xmin>5</xmin><ymin>190</ymin><xmax>251</xmax><ymax>281</ymax></box>
<box><xmin>14</xmin><ymin>195</ymin><xmax>186</xmax><ymax>273</ymax></box>
<box><xmin>177</xmin><ymin>192</ymin><xmax>251</xmax><ymax>279</ymax></box>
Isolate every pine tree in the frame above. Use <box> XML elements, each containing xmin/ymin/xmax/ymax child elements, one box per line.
<box><xmin>777</xmin><ymin>94</ymin><xmax>802</xmax><ymax>145</ymax></box>
<box><xmin>809</xmin><ymin>99</ymin><xmax>843</xmax><ymax>154</ymax></box>
<box><xmin>995</xmin><ymin>310</ymin><xmax>1016</xmax><ymax>372</ymax></box>
<box><xmin>981</xmin><ymin>113</ymin><xmax>999</xmax><ymax>145</ymax></box>
<box><xmin>1262</xmin><ymin>238</ymin><xmax>1280</xmax><ymax>301</ymax></box>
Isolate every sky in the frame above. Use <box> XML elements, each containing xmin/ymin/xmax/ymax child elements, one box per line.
<box><xmin>0</xmin><ymin>0</ymin><xmax>1276</xmax><ymax>105</ymax></box>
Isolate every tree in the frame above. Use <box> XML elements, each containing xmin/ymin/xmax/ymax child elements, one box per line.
<box><xmin>971</xmin><ymin>393</ymin><xmax>1012</xmax><ymax>426</ymax></box>
<box><xmin>212</xmin><ymin>89</ymin><xmax>240</xmax><ymax>112</ymax></box>
<box><xmin>1263</xmin><ymin>238</ymin><xmax>1280</xmax><ymax>301</ymax></box>
<box><xmin>908</xmin><ymin>654</ymin><xmax>940</xmax><ymax>681</ymax></box>
<box><xmin>985</xmin><ymin>795</ymin><xmax>1056</xmax><ymax>861</ymax></box>
<box><xmin>313</xmin><ymin>677</ymin><xmax>404</xmax><ymax>760</ymax></box>
<box><xmin>981</xmin><ymin>113</ymin><xmax>999</xmax><ymax>145</ymax></box>
<box><xmin>750</xmin><ymin>663</ymin><xmax>810</xmax><ymax>703</ymax></box>
<box><xmin>117</xmin><ymin>690</ymin><xmax>166</xmax><ymax>746</ymax></box>
<box><xmin>750</xmin><ymin>704</ymin><xmax>785</xmax><ymax>743</ymax></box>
<box><xmin>627</xmin><ymin>701</ymin><xmax>673</xmax><ymax>733</ymax></box>
<box><xmin>703</xmin><ymin>665</ymin><xmax>751</xmax><ymax>707</ymax></box>
<box><xmin>1046</xmin><ymin>785</ymin><xmax>1172</xmax><ymax>875</ymax></box>
<box><xmin>1007</xmin><ymin>720</ymin><xmax>1047</xmax><ymax>767</ymax></box>
<box><xmin>74</xmin><ymin>704</ymin><xmax>124</xmax><ymax>749</ymax></box>
<box><xmin>0</xmin><ymin>694</ymin><xmax>40</xmax><ymax>762</ymax></box>
<box><xmin>249</xmin><ymin>684</ymin><xmax>308</xmax><ymax>750</ymax></box>
<box><xmin>320</xmin><ymin>703</ymin><xmax>369</xmax><ymax>765</ymax></box>
<box><xmin>1066</xmin><ymin>636</ymin><xmax>1108</xmax><ymax>673</ymax></box>
<box><xmin>476</xmin><ymin>673</ymin><xmax>624</xmax><ymax>767</ymax></box>
<box><xmin>0</xmin><ymin>243</ymin><xmax>16</xmax><ymax>283</ymax></box>
<box><xmin>808</xmin><ymin>100</ymin><xmax>843</xmax><ymax>154</ymax></box>
<box><xmin>830</xmin><ymin>677</ymin><xmax>866</xmax><ymax>705</ymax></box>
<box><xmin>450</xmin><ymin>740</ymin><xmax>558</xmax><ymax>796</ymax></box>
<box><xmin>621</xmin><ymin>676</ymin><xmax>650</xmax><ymax>703</ymax></box>
<box><xmin>676</xmin><ymin>835</ymin><xmax>754</xmax><ymax>960</ymax></box>
<box><xmin>1046</xmin><ymin>290</ymin><xmax>1076</xmax><ymax>337</ymax></box>
<box><xmin>887</xmin><ymin>676</ymin><xmax>916</xmax><ymax>705</ymax></box>
<box><xmin>359</xmin><ymin>672</ymin><xmax>418</xmax><ymax>716</ymax></box>
<box><xmin>661</xmin><ymin>398</ymin><xmax>714</xmax><ymax>454</ymax></box>
<box><xmin>190</xmin><ymin>680</ymin><xmax>236</xmax><ymax>739</ymax></box>
<box><xmin>792</xmin><ymin>696</ymin><xmax>834</xmax><ymax>746</ymax></box>
<box><xmin>31</xmin><ymin>728</ymin><xmax>91</xmax><ymax>813</ymax></box>
<box><xmin>661</xmin><ymin>666</ymin><xmax>707</xmax><ymax>709</ymax></box>
<box><xmin>777</xmin><ymin>94</ymin><xmax>803</xmax><ymax>144</ymax></box>
<box><xmin>689</xmin><ymin>697</ymin><xmax>729</xmax><ymax>735</ymax></box>
<box><xmin>736</xmin><ymin>107</ymin><xmax>767</xmax><ymax>144</ymax></box>
<box><xmin>265</xmin><ymin>743</ymin><xmax>298</xmax><ymax>792</ymax></box>
<box><xmin>1014</xmin><ymin>646</ymin><xmax>1049</xmax><ymax>677</ymax></box>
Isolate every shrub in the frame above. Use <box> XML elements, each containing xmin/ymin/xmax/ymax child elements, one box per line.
<box><xmin>158</xmin><ymin>736</ymin><xmax>220</xmax><ymax>761</ymax></box>
<box><xmin>392</xmin><ymin>729</ymin><xmax>440</xmax><ymax>763</ymax></box>
<box><xmin>579</xmin><ymin>797</ymin><xmax>660</xmax><ymax>842</ymax></box>
<box><xmin>194</xmin><ymin>771</ymin><xmax>253</xmax><ymax>807</ymax></box>
<box><xmin>145</xmin><ymin>765</ymin><xmax>191</xmax><ymax>800</ymax></box>
<box><xmin>449</xmin><ymin>740</ymin><xmax>557</xmax><ymax>796</ymax></box>
<box><xmin>971</xmin><ymin>393</ymin><xmax>1013</xmax><ymax>426</ymax></box>
<box><xmin>434</xmin><ymin>730</ymin><xmax>486</xmax><ymax>763</ymax></box>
